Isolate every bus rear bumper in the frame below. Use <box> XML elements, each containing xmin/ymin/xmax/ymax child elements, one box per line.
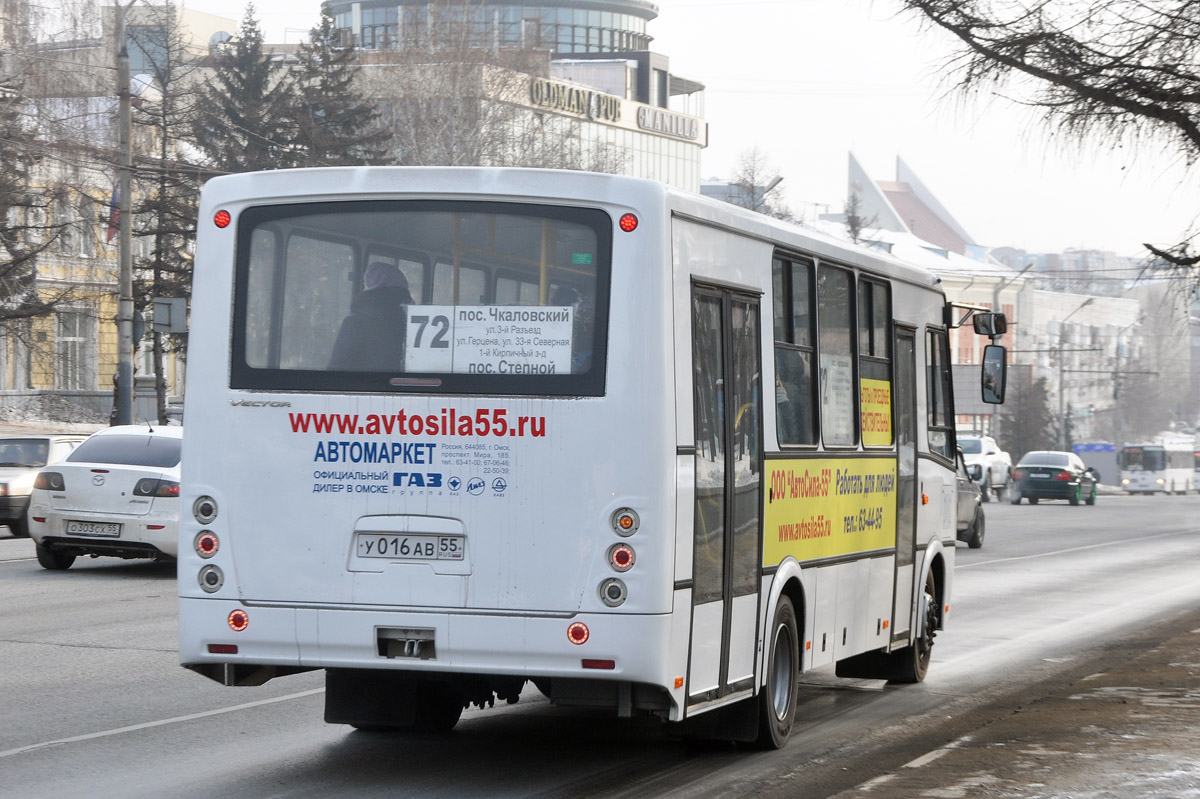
<box><xmin>179</xmin><ymin>598</ymin><xmax>680</xmax><ymax>691</ymax></box>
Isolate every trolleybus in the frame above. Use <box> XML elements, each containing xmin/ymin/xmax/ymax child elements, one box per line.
<box><xmin>178</xmin><ymin>167</ymin><xmax>1004</xmax><ymax>748</ymax></box>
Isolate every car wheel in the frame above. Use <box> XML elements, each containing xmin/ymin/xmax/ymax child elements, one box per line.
<box><xmin>1069</xmin><ymin>485</ymin><xmax>1080</xmax><ymax>506</ymax></box>
<box><xmin>1029</xmin><ymin>496</ymin><xmax>1039</xmax><ymax>505</ymax></box>
<box><xmin>35</xmin><ymin>542</ymin><xmax>75</xmax><ymax>571</ymax></box>
<box><xmin>979</xmin><ymin>474</ymin><xmax>991</xmax><ymax>503</ymax></box>
<box><xmin>1010</xmin><ymin>491</ymin><xmax>1022</xmax><ymax>505</ymax></box>
<box><xmin>1085</xmin><ymin>484</ymin><xmax>1096</xmax><ymax>505</ymax></box>
<box><xmin>753</xmin><ymin>595</ymin><xmax>798</xmax><ymax>749</ymax></box>
<box><xmin>12</xmin><ymin>516</ymin><xmax>29</xmax><ymax>538</ymax></box>
<box><xmin>967</xmin><ymin>509</ymin><xmax>985</xmax><ymax>549</ymax></box>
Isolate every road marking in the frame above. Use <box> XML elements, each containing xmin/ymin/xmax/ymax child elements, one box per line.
<box><xmin>902</xmin><ymin>747</ymin><xmax>951</xmax><ymax>768</ymax></box>
<box><xmin>0</xmin><ymin>688</ymin><xmax>325</xmax><ymax>759</ymax></box>
<box><xmin>957</xmin><ymin>529</ymin><xmax>1189</xmax><ymax>569</ymax></box>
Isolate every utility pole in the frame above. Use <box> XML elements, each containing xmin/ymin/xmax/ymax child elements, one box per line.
<box><xmin>115</xmin><ymin>0</ymin><xmax>137</xmax><ymax>425</ymax></box>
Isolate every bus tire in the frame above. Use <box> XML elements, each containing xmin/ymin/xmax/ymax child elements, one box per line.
<box><xmin>888</xmin><ymin>571</ymin><xmax>937</xmax><ymax>684</ymax></box>
<box><xmin>36</xmin><ymin>542</ymin><xmax>74</xmax><ymax>570</ymax></box>
<box><xmin>753</xmin><ymin>595</ymin><xmax>798</xmax><ymax>750</ymax></box>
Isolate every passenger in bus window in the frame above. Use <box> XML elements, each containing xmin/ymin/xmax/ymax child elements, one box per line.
<box><xmin>551</xmin><ymin>285</ymin><xmax>593</xmax><ymax>373</ymax></box>
<box><xmin>329</xmin><ymin>261</ymin><xmax>414</xmax><ymax>371</ymax></box>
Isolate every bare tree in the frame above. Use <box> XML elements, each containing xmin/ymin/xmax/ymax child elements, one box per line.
<box><xmin>728</xmin><ymin>146</ymin><xmax>790</xmax><ymax>218</ymax></box>
<box><xmin>360</xmin><ymin>2</ymin><xmax>627</xmax><ymax>173</ymax></box>
<box><xmin>127</xmin><ymin>1</ymin><xmax>208</xmax><ymax>423</ymax></box>
<box><xmin>898</xmin><ymin>0</ymin><xmax>1200</xmax><ymax>268</ymax></box>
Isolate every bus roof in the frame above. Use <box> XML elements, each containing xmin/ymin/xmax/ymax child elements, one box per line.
<box><xmin>201</xmin><ymin>166</ymin><xmax>945</xmax><ymax>292</ymax></box>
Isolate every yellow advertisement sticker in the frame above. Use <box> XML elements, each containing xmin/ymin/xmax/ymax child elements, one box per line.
<box><xmin>764</xmin><ymin>457</ymin><xmax>897</xmax><ymax>565</ymax></box>
<box><xmin>860</xmin><ymin>378</ymin><xmax>892</xmax><ymax>447</ymax></box>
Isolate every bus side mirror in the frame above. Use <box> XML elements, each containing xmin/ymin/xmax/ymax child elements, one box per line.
<box><xmin>973</xmin><ymin>312</ymin><xmax>1008</xmax><ymax>338</ymax></box>
<box><xmin>982</xmin><ymin>344</ymin><xmax>1006</xmax><ymax>404</ymax></box>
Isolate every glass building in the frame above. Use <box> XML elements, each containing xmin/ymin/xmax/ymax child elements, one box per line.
<box><xmin>327</xmin><ymin>0</ymin><xmax>658</xmax><ymax>54</ymax></box>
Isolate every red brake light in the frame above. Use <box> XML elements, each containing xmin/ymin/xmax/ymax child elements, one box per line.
<box><xmin>228</xmin><ymin>609</ymin><xmax>249</xmax><ymax>632</ymax></box>
<box><xmin>1012</xmin><ymin>469</ymin><xmax>1025</xmax><ymax>480</ymax></box>
<box><xmin>567</xmin><ymin>622</ymin><xmax>590</xmax><ymax>645</ymax></box>
<box><xmin>618</xmin><ymin>213</ymin><xmax>638</xmax><ymax>232</ymax></box>
<box><xmin>214</xmin><ymin>209</ymin><xmax>231</xmax><ymax>228</ymax></box>
<box><xmin>1054</xmin><ymin>470</ymin><xmax>1072</xmax><ymax>481</ymax></box>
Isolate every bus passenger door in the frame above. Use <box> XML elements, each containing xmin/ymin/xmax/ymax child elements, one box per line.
<box><xmin>688</xmin><ymin>286</ymin><xmax>763</xmax><ymax>704</ymax></box>
<box><xmin>892</xmin><ymin>328</ymin><xmax>917</xmax><ymax>642</ymax></box>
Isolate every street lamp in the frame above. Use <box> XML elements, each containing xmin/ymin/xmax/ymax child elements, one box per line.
<box><xmin>115</xmin><ymin>0</ymin><xmax>138</xmax><ymax>425</ymax></box>
<box><xmin>1058</xmin><ymin>297</ymin><xmax>1095</xmax><ymax>450</ymax></box>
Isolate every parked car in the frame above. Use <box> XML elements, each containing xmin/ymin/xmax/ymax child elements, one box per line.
<box><xmin>1010</xmin><ymin>450</ymin><xmax>1099</xmax><ymax>506</ymax></box>
<box><xmin>0</xmin><ymin>434</ymin><xmax>87</xmax><ymax>537</ymax></box>
<box><xmin>955</xmin><ymin>448</ymin><xmax>985</xmax><ymax>548</ymax></box>
<box><xmin>959</xmin><ymin>434</ymin><xmax>1012</xmax><ymax>502</ymax></box>
<box><xmin>27</xmin><ymin>425</ymin><xmax>182</xmax><ymax>570</ymax></box>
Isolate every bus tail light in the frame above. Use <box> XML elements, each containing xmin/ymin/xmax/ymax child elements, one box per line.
<box><xmin>214</xmin><ymin>209</ymin><xmax>231</xmax><ymax>228</ymax></box>
<box><xmin>228</xmin><ymin>609</ymin><xmax>249</xmax><ymax>632</ymax></box>
<box><xmin>608</xmin><ymin>543</ymin><xmax>635</xmax><ymax>572</ymax></box>
<box><xmin>618</xmin><ymin>213</ymin><xmax>638</xmax><ymax>232</ymax></box>
<box><xmin>199</xmin><ymin>565</ymin><xmax>224</xmax><ymax>593</ymax></box>
<box><xmin>600</xmin><ymin>578</ymin><xmax>627</xmax><ymax>607</ymax></box>
<box><xmin>567</xmin><ymin>622</ymin><xmax>589</xmax><ymax>645</ymax></box>
<box><xmin>193</xmin><ymin>496</ymin><xmax>218</xmax><ymax>524</ymax></box>
<box><xmin>582</xmin><ymin>659</ymin><xmax>615</xmax><ymax>670</ymax></box>
<box><xmin>611</xmin><ymin>508</ymin><xmax>639</xmax><ymax>536</ymax></box>
<box><xmin>208</xmin><ymin>643</ymin><xmax>238</xmax><ymax>655</ymax></box>
<box><xmin>195</xmin><ymin>531</ymin><xmax>219</xmax><ymax>558</ymax></box>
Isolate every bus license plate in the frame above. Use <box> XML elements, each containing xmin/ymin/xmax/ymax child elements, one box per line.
<box><xmin>66</xmin><ymin>520</ymin><xmax>121</xmax><ymax>537</ymax></box>
<box><xmin>356</xmin><ymin>533</ymin><xmax>465</xmax><ymax>561</ymax></box>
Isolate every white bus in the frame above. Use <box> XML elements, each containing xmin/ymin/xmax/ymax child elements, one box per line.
<box><xmin>178</xmin><ymin>168</ymin><xmax>1003</xmax><ymax>748</ymax></box>
<box><xmin>1119</xmin><ymin>437</ymin><xmax>1195</xmax><ymax>494</ymax></box>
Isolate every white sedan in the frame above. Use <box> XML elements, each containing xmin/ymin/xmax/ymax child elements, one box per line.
<box><xmin>27</xmin><ymin>425</ymin><xmax>182</xmax><ymax>570</ymax></box>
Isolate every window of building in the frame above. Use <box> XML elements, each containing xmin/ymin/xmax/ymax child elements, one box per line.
<box><xmin>56</xmin><ymin>307</ymin><xmax>96</xmax><ymax>390</ymax></box>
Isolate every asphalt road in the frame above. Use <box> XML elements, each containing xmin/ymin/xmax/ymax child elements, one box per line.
<box><xmin>1</xmin><ymin>493</ymin><xmax>1198</xmax><ymax>798</ymax></box>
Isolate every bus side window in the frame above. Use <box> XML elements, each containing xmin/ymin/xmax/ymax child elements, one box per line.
<box><xmin>817</xmin><ymin>265</ymin><xmax>856</xmax><ymax>447</ymax></box>
<box><xmin>772</xmin><ymin>256</ymin><xmax>816</xmax><ymax>446</ymax></box>
<box><xmin>926</xmin><ymin>328</ymin><xmax>954</xmax><ymax>460</ymax></box>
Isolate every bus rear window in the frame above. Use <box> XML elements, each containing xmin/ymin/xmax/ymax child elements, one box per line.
<box><xmin>231</xmin><ymin>201</ymin><xmax>611</xmax><ymax>396</ymax></box>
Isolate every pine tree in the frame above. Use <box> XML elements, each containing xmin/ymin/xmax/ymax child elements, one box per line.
<box><xmin>192</xmin><ymin>4</ymin><xmax>298</xmax><ymax>173</ymax></box>
<box><xmin>999</xmin><ymin>372</ymin><xmax>1056</xmax><ymax>461</ymax></box>
<box><xmin>292</xmin><ymin>13</ymin><xmax>392</xmax><ymax>167</ymax></box>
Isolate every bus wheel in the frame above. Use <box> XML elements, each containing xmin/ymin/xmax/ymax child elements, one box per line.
<box><xmin>36</xmin><ymin>543</ymin><xmax>75</xmax><ymax>570</ymax></box>
<box><xmin>754</xmin><ymin>595</ymin><xmax>798</xmax><ymax>750</ymax></box>
<box><xmin>889</xmin><ymin>572</ymin><xmax>937</xmax><ymax>684</ymax></box>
